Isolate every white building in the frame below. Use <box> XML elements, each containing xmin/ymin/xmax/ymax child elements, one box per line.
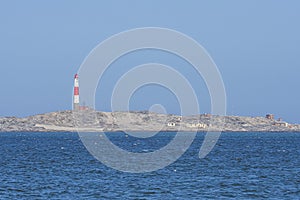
<box><xmin>167</xmin><ymin>122</ymin><xmax>176</xmax><ymax>127</ymax></box>
<box><xmin>187</xmin><ymin>123</ymin><xmax>207</xmax><ymax>128</ymax></box>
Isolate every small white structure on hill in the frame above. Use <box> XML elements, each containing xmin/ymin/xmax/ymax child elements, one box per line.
<box><xmin>273</xmin><ymin>122</ymin><xmax>289</xmax><ymax>127</ymax></box>
<box><xmin>187</xmin><ymin>123</ymin><xmax>207</xmax><ymax>128</ymax></box>
<box><xmin>167</xmin><ymin>122</ymin><xmax>176</xmax><ymax>127</ymax></box>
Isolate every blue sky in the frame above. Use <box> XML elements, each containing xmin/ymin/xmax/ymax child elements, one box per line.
<box><xmin>0</xmin><ymin>1</ymin><xmax>299</xmax><ymax>123</ymax></box>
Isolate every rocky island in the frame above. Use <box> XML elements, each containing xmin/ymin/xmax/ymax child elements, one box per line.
<box><xmin>0</xmin><ymin>110</ymin><xmax>300</xmax><ymax>132</ymax></box>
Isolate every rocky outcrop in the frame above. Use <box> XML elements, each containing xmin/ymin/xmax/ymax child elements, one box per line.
<box><xmin>0</xmin><ymin>110</ymin><xmax>299</xmax><ymax>132</ymax></box>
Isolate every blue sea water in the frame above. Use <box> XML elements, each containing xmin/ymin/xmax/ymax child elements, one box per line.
<box><xmin>0</xmin><ymin>132</ymin><xmax>299</xmax><ymax>199</ymax></box>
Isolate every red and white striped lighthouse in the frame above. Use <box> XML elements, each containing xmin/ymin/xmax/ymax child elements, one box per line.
<box><xmin>73</xmin><ymin>74</ymin><xmax>80</xmax><ymax>110</ymax></box>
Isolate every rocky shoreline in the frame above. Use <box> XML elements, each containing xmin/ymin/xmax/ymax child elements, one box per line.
<box><xmin>0</xmin><ymin>110</ymin><xmax>300</xmax><ymax>132</ymax></box>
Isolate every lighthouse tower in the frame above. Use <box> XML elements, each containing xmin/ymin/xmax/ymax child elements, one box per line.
<box><xmin>73</xmin><ymin>74</ymin><xmax>80</xmax><ymax>110</ymax></box>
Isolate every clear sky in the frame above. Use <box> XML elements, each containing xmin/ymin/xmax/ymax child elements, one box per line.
<box><xmin>0</xmin><ymin>1</ymin><xmax>299</xmax><ymax>123</ymax></box>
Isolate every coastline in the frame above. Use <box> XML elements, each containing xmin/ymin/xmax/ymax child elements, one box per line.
<box><xmin>1</xmin><ymin>110</ymin><xmax>300</xmax><ymax>133</ymax></box>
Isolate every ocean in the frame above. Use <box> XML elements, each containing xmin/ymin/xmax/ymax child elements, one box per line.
<box><xmin>0</xmin><ymin>132</ymin><xmax>299</xmax><ymax>199</ymax></box>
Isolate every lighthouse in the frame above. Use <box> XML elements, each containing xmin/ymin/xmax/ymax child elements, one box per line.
<box><xmin>73</xmin><ymin>74</ymin><xmax>80</xmax><ymax>110</ymax></box>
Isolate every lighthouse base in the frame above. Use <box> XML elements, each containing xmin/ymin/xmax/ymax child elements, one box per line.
<box><xmin>73</xmin><ymin>104</ymin><xmax>80</xmax><ymax>111</ymax></box>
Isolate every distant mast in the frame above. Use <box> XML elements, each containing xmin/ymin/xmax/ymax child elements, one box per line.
<box><xmin>73</xmin><ymin>74</ymin><xmax>79</xmax><ymax>110</ymax></box>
